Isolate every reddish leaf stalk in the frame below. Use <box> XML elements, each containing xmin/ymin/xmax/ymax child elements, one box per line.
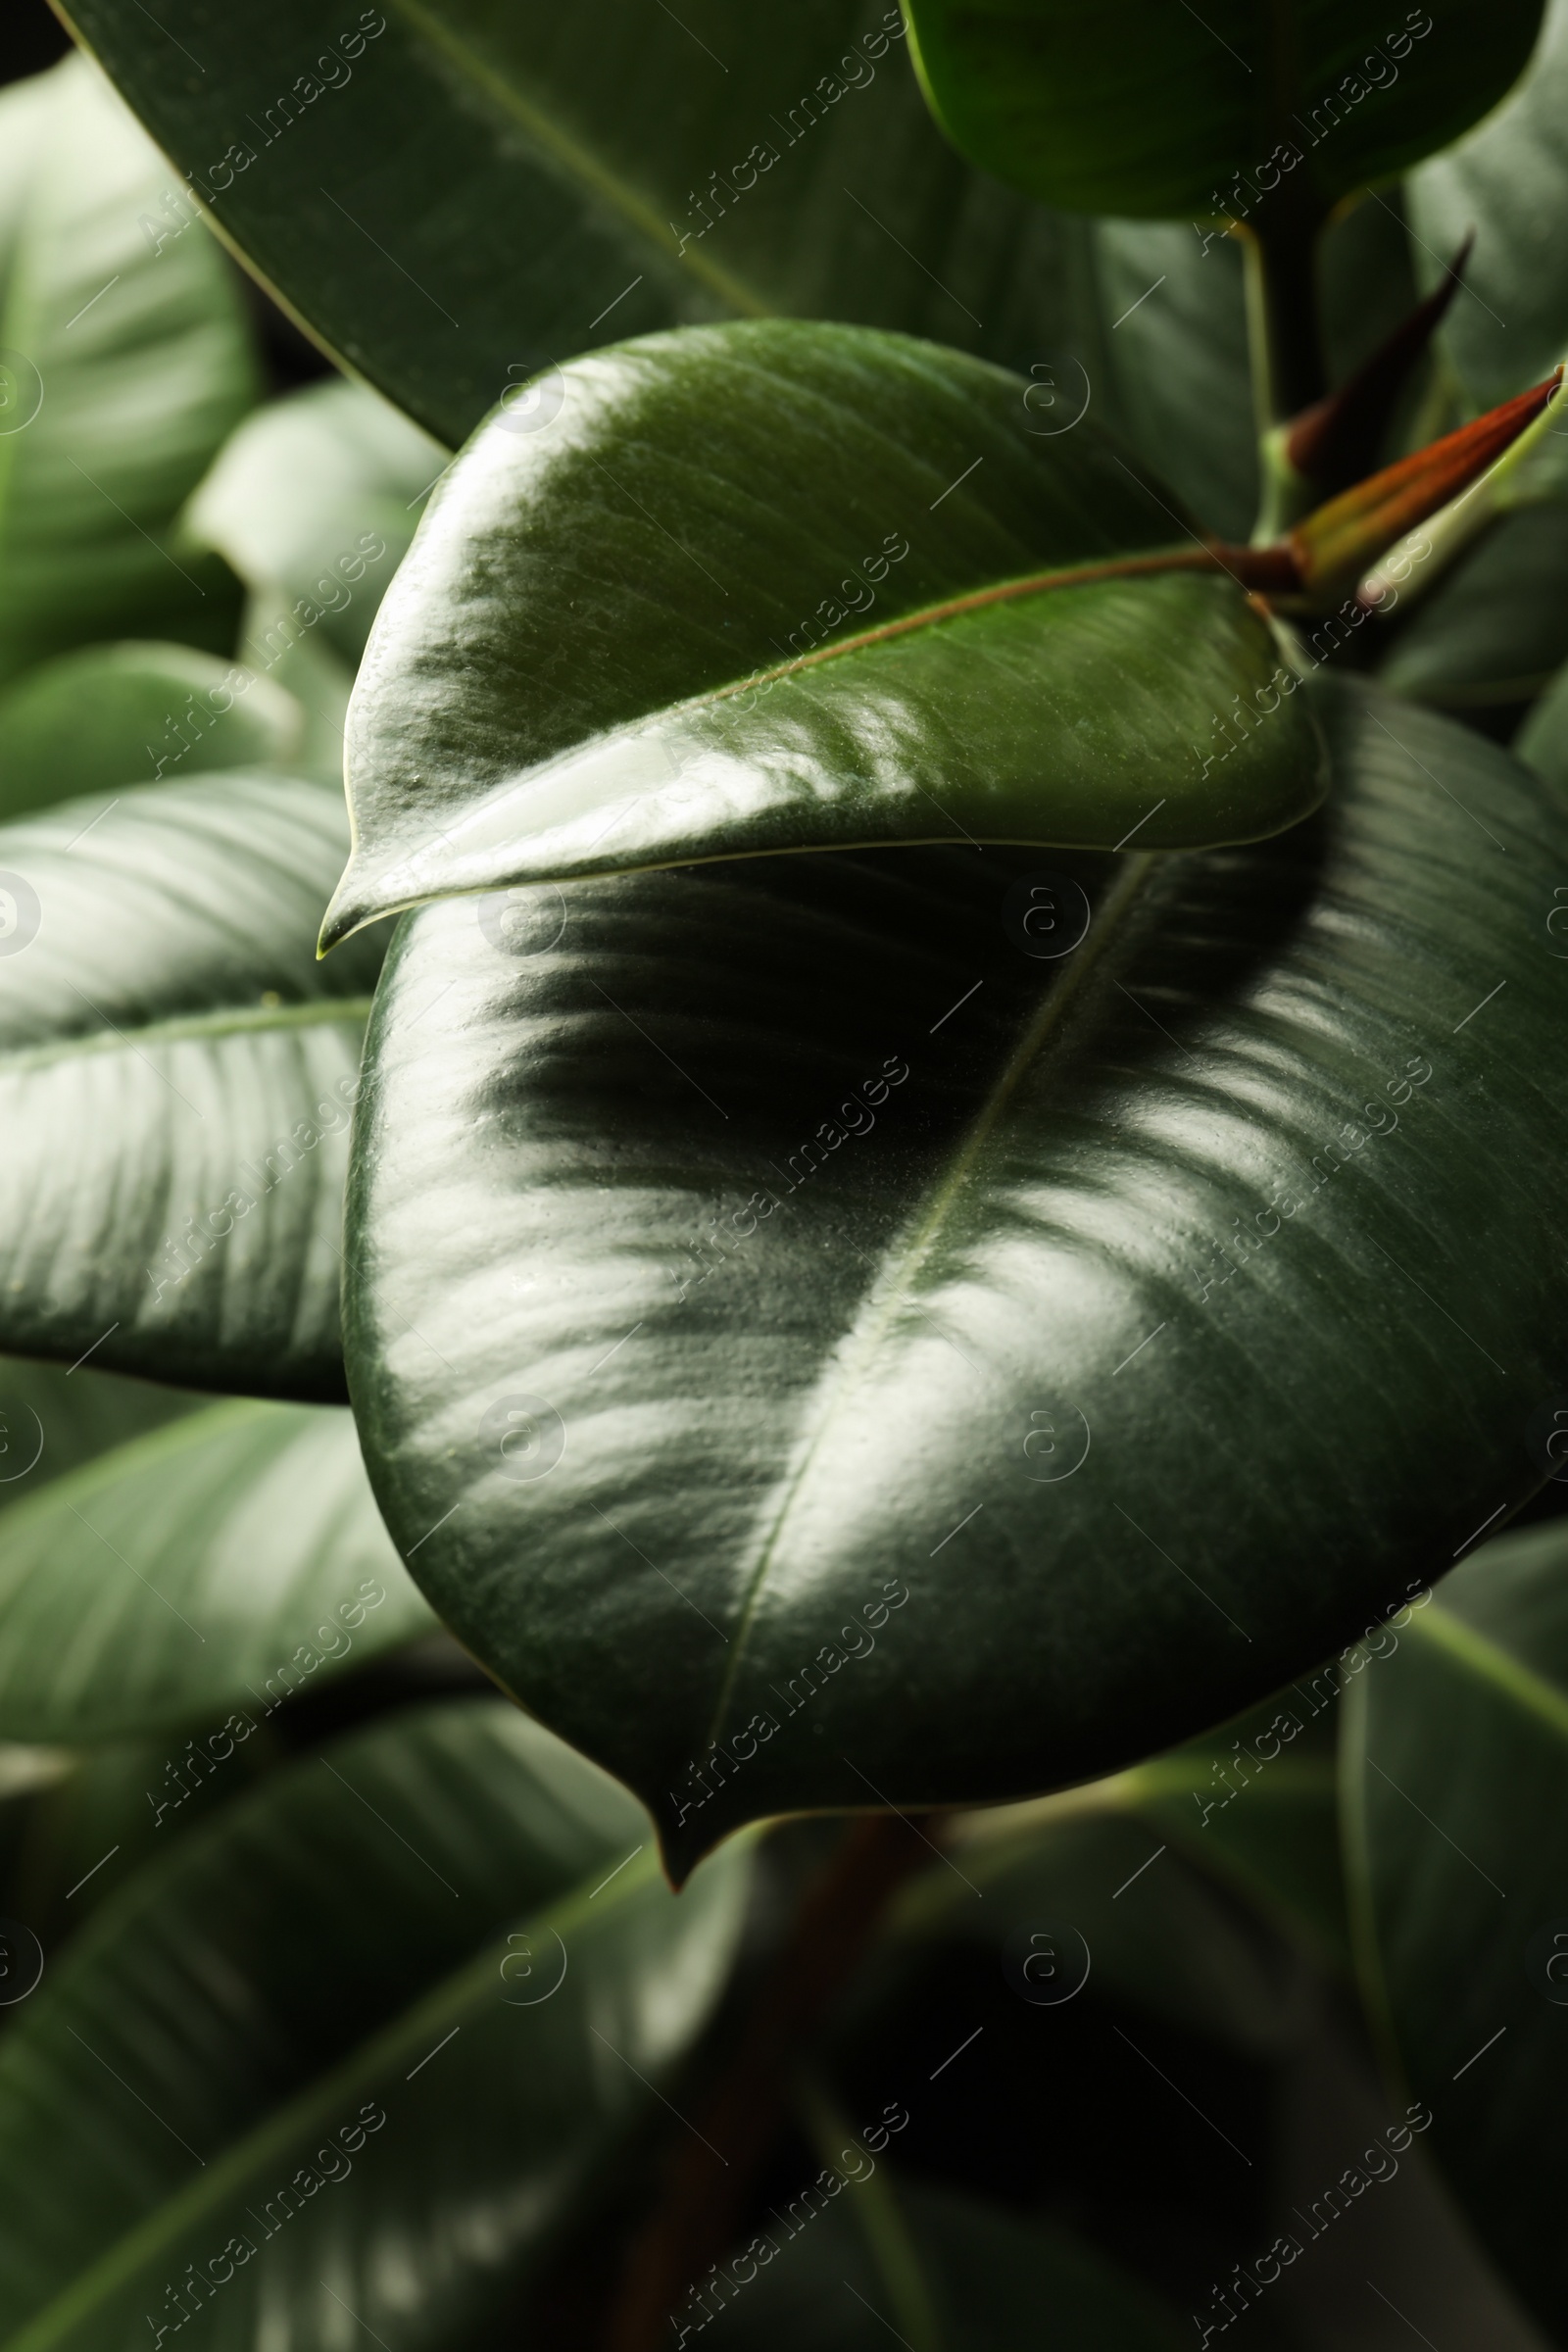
<box><xmin>605</xmin><ymin>1813</ymin><xmax>937</xmax><ymax>2352</ymax></box>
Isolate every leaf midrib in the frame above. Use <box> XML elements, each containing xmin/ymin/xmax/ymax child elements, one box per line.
<box><xmin>341</xmin><ymin>545</ymin><xmax>1211</xmax><ymax>920</ymax></box>
<box><xmin>1406</xmin><ymin>1597</ymin><xmax>1568</xmax><ymax>1746</ymax></box>
<box><xmin>0</xmin><ymin>1396</ymin><xmax>273</xmax><ymax>1551</ymax></box>
<box><xmin>2</xmin><ymin>1845</ymin><xmax>664</xmax><ymax>2352</ymax></box>
<box><xmin>384</xmin><ymin>0</ymin><xmax>763</xmax><ymax>318</ymax></box>
<box><xmin>681</xmin><ymin>543</ymin><xmax>1212</xmax><ymax>711</ymax></box>
<box><xmin>701</xmin><ymin>851</ymin><xmax>1159</xmax><ymax>1748</ymax></box>
<box><xmin>1127</xmin><ymin>1751</ymin><xmax>1338</xmax><ymax>1803</ymax></box>
<box><xmin>1340</xmin><ymin>1599</ymin><xmax>1568</xmax><ymax>2076</ymax></box>
<box><xmin>0</xmin><ymin>992</ymin><xmax>374</xmax><ymax>1076</ymax></box>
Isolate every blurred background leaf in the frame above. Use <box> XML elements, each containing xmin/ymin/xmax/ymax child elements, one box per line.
<box><xmin>1346</xmin><ymin>1519</ymin><xmax>1568</xmax><ymax>2343</ymax></box>
<box><xmin>183</xmin><ymin>377</ymin><xmax>444</xmax><ymax>667</ymax></box>
<box><xmin>0</xmin><ymin>774</ymin><xmax>383</xmax><ymax>1398</ymax></box>
<box><xmin>0</xmin><ymin>1699</ymin><xmax>750</xmax><ymax>2349</ymax></box>
<box><xmin>0</xmin><ymin>641</ymin><xmax>303</xmax><ymax>813</ymax></box>
<box><xmin>0</xmin><ymin>54</ymin><xmax>259</xmax><ymax>685</ymax></box>
<box><xmin>0</xmin><ymin>1390</ymin><xmax>432</xmax><ymax>1744</ymax></box>
<box><xmin>1408</xmin><ymin>0</ymin><xmax>1568</xmax><ymax>408</ymax></box>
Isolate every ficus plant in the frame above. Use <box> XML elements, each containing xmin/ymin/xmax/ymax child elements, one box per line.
<box><xmin>2</xmin><ymin>0</ymin><xmax>1568</xmax><ymax>2343</ymax></box>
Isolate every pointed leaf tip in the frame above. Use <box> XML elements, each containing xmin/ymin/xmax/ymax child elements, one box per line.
<box><xmin>1285</xmin><ymin>231</ymin><xmax>1475</xmax><ymax>496</ymax></box>
<box><xmin>1290</xmin><ymin>367</ymin><xmax>1565</xmax><ymax>601</ymax></box>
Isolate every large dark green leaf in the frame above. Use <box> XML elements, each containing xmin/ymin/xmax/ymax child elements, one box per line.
<box><xmin>324</xmin><ymin>322</ymin><xmax>1321</xmax><ymax>943</ymax></box>
<box><xmin>0</xmin><ymin>1696</ymin><xmax>750</xmax><ymax>2349</ymax></box>
<box><xmin>184</xmin><ymin>377</ymin><xmax>445</xmax><ymax>665</ymax></box>
<box><xmin>60</xmin><ymin>0</ymin><xmax>1098</xmax><ymax>452</ymax></box>
<box><xmin>1407</xmin><ymin>0</ymin><xmax>1568</xmax><ymax>409</ymax></box>
<box><xmin>0</xmin><ymin>772</ymin><xmax>383</xmax><ymax>1400</ymax></box>
<box><xmin>0</xmin><ymin>55</ymin><xmax>258</xmax><ymax>684</ymax></box>
<box><xmin>1344</xmin><ymin>1518</ymin><xmax>1568</xmax><ymax>2340</ymax></box>
<box><xmin>901</xmin><ymin>0</ymin><xmax>1544</xmax><ymax>217</ymax></box>
<box><xmin>59</xmin><ymin>1</ymin><xmax>1446</xmax><ymax>553</ymax></box>
<box><xmin>344</xmin><ymin>676</ymin><xmax>1568</xmax><ymax>1871</ymax></box>
<box><xmin>0</xmin><ymin>641</ymin><xmax>304</xmax><ymax>816</ymax></box>
<box><xmin>0</xmin><ymin>1396</ymin><xmax>433</xmax><ymax>1745</ymax></box>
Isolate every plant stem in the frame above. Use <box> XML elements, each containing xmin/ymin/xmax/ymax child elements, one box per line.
<box><xmin>1243</xmin><ymin>204</ymin><xmax>1330</xmax><ymax>432</ymax></box>
<box><xmin>604</xmin><ymin>1812</ymin><xmax>936</xmax><ymax>2352</ymax></box>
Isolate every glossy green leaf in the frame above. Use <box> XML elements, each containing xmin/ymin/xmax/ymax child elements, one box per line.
<box><xmin>0</xmin><ymin>641</ymin><xmax>303</xmax><ymax>816</ymax></box>
<box><xmin>59</xmin><ymin>0</ymin><xmax>1104</xmax><ymax>451</ymax></box>
<box><xmin>59</xmin><ymin>0</ymin><xmax>1443</xmax><ymax>548</ymax></box>
<box><xmin>708</xmin><ymin>2175</ymin><xmax>1186</xmax><ymax>2350</ymax></box>
<box><xmin>344</xmin><ymin>676</ymin><xmax>1568</xmax><ymax>1871</ymax></box>
<box><xmin>0</xmin><ymin>55</ymin><xmax>259</xmax><ymax>685</ymax></box>
<box><xmin>0</xmin><ymin>1396</ymin><xmax>433</xmax><ymax>1745</ymax></box>
<box><xmin>901</xmin><ymin>0</ymin><xmax>1543</xmax><ymax>218</ymax></box>
<box><xmin>185</xmin><ymin>377</ymin><xmax>445</xmax><ymax>663</ymax></box>
<box><xmin>1374</xmin><ymin>504</ymin><xmax>1568</xmax><ymax>708</ymax></box>
<box><xmin>1408</xmin><ymin>0</ymin><xmax>1568</xmax><ymax>409</ymax></box>
<box><xmin>0</xmin><ymin>772</ymin><xmax>383</xmax><ymax>1400</ymax></box>
<box><xmin>325</xmin><ymin>322</ymin><xmax>1322</xmax><ymax>943</ymax></box>
<box><xmin>0</xmin><ymin>1695</ymin><xmax>750</xmax><ymax>2348</ymax></box>
<box><xmin>1344</xmin><ymin>1519</ymin><xmax>1568</xmax><ymax>2339</ymax></box>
